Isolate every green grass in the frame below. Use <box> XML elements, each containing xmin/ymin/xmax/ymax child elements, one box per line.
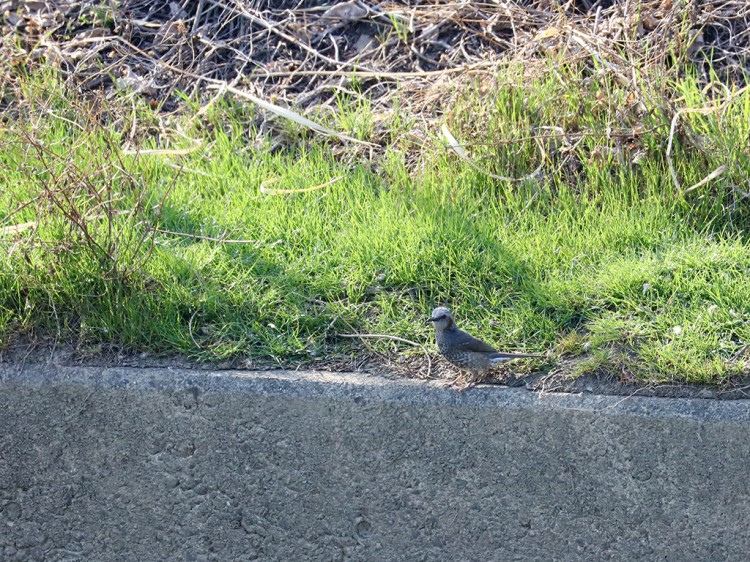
<box><xmin>1</xmin><ymin>60</ymin><xmax>750</xmax><ymax>384</ymax></box>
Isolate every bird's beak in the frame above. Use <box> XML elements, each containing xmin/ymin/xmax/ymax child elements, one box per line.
<box><xmin>425</xmin><ymin>317</ymin><xmax>437</xmax><ymax>324</ymax></box>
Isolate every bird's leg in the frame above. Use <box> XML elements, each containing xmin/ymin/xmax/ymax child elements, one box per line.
<box><xmin>455</xmin><ymin>380</ymin><xmax>477</xmax><ymax>393</ymax></box>
<box><xmin>456</xmin><ymin>371</ymin><xmax>482</xmax><ymax>393</ymax></box>
<box><xmin>440</xmin><ymin>371</ymin><xmax>467</xmax><ymax>388</ymax></box>
<box><xmin>504</xmin><ymin>374</ymin><xmax>526</xmax><ymax>388</ymax></box>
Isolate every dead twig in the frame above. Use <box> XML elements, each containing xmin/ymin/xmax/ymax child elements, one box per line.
<box><xmin>154</xmin><ymin>228</ymin><xmax>265</xmax><ymax>245</ymax></box>
<box><xmin>666</xmin><ymin>107</ymin><xmax>719</xmax><ymax>192</ymax></box>
<box><xmin>683</xmin><ymin>164</ymin><xmax>728</xmax><ymax>194</ymax></box>
<box><xmin>208</xmin><ymin>82</ymin><xmax>378</xmax><ymax>147</ymax></box>
<box><xmin>259</xmin><ymin>175</ymin><xmax>342</xmax><ymax>195</ymax></box>
<box><xmin>339</xmin><ymin>333</ymin><xmax>434</xmax><ymax>379</ymax></box>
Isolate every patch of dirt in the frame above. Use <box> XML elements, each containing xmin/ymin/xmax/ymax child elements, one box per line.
<box><xmin>4</xmin><ymin>340</ymin><xmax>750</xmax><ymax>400</ymax></box>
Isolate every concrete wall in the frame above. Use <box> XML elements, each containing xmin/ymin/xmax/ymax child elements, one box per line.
<box><xmin>1</xmin><ymin>364</ymin><xmax>749</xmax><ymax>561</ymax></box>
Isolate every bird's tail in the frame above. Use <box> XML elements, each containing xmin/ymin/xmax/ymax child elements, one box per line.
<box><xmin>489</xmin><ymin>352</ymin><xmax>541</xmax><ymax>364</ymax></box>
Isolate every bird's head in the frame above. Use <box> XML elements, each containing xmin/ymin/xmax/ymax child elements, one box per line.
<box><xmin>426</xmin><ymin>307</ymin><xmax>454</xmax><ymax>330</ymax></box>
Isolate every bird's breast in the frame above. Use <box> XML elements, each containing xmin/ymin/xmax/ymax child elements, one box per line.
<box><xmin>435</xmin><ymin>332</ymin><xmax>450</xmax><ymax>353</ymax></box>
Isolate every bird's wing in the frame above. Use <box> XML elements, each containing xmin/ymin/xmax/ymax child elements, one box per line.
<box><xmin>450</xmin><ymin>329</ymin><xmax>498</xmax><ymax>353</ymax></box>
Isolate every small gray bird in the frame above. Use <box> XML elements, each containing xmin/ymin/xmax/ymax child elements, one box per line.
<box><xmin>426</xmin><ymin>307</ymin><xmax>541</xmax><ymax>391</ymax></box>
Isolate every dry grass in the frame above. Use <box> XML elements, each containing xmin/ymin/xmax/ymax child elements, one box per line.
<box><xmin>3</xmin><ymin>1</ymin><xmax>750</xmax><ymax>113</ymax></box>
<box><xmin>3</xmin><ymin>0</ymin><xmax>748</xmax><ymax>180</ymax></box>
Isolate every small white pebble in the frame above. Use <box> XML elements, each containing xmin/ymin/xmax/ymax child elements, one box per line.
<box><xmin>673</xmin><ymin>326</ymin><xmax>682</xmax><ymax>335</ymax></box>
<box><xmin>582</xmin><ymin>342</ymin><xmax>592</xmax><ymax>352</ymax></box>
<box><xmin>642</xmin><ymin>283</ymin><xmax>651</xmax><ymax>294</ymax></box>
<box><xmin>707</xmin><ymin>305</ymin><xmax>717</xmax><ymax>315</ymax></box>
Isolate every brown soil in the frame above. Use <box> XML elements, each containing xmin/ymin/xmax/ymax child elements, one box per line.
<box><xmin>4</xmin><ymin>339</ymin><xmax>750</xmax><ymax>400</ymax></box>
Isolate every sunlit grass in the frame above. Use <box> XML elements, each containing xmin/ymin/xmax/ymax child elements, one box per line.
<box><xmin>1</xmin><ymin>60</ymin><xmax>749</xmax><ymax>383</ymax></box>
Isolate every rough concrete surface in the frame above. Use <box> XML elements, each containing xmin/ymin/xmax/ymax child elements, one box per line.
<box><xmin>1</xmin><ymin>363</ymin><xmax>749</xmax><ymax>561</ymax></box>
